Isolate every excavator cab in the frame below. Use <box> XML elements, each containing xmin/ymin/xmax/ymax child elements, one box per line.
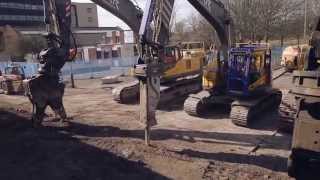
<box><xmin>227</xmin><ymin>44</ymin><xmax>271</xmax><ymax>96</ymax></box>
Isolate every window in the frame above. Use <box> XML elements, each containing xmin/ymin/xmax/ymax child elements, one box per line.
<box><xmin>0</xmin><ymin>32</ymin><xmax>4</xmax><ymax>51</ymax></box>
<box><xmin>87</xmin><ymin>8</ymin><xmax>92</xmax><ymax>13</ymax></box>
<box><xmin>105</xmin><ymin>37</ymin><xmax>111</xmax><ymax>44</ymax></box>
<box><xmin>115</xmin><ymin>36</ymin><xmax>120</xmax><ymax>44</ymax></box>
<box><xmin>88</xmin><ymin>17</ymin><xmax>93</xmax><ymax>23</ymax></box>
<box><xmin>96</xmin><ymin>51</ymin><xmax>102</xmax><ymax>59</ymax></box>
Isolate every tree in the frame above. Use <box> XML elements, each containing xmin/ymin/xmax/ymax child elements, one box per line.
<box><xmin>229</xmin><ymin>0</ymin><xmax>306</xmax><ymax>43</ymax></box>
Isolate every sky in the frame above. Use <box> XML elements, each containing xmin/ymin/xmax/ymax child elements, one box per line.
<box><xmin>72</xmin><ymin>0</ymin><xmax>196</xmax><ymax>30</ymax></box>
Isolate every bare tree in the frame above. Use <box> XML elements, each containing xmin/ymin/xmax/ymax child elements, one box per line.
<box><xmin>172</xmin><ymin>0</ymin><xmax>313</xmax><ymax>46</ymax></box>
<box><xmin>229</xmin><ymin>0</ymin><xmax>306</xmax><ymax>43</ymax></box>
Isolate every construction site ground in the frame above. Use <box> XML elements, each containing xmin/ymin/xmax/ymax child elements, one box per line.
<box><xmin>0</xmin><ymin>70</ymin><xmax>301</xmax><ymax>180</ymax></box>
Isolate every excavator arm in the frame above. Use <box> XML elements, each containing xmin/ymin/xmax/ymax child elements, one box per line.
<box><xmin>134</xmin><ymin>0</ymin><xmax>175</xmax><ymax>145</ymax></box>
<box><xmin>91</xmin><ymin>0</ymin><xmax>143</xmax><ymax>34</ymax></box>
<box><xmin>187</xmin><ymin>0</ymin><xmax>234</xmax><ymax>48</ymax></box>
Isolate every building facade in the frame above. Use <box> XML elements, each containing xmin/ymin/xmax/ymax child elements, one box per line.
<box><xmin>0</xmin><ymin>2</ymin><xmax>136</xmax><ymax>62</ymax></box>
<box><xmin>71</xmin><ymin>2</ymin><xmax>99</xmax><ymax>28</ymax></box>
<box><xmin>0</xmin><ymin>0</ymin><xmax>44</xmax><ymax>27</ymax></box>
<box><xmin>0</xmin><ymin>1</ymin><xmax>99</xmax><ymax>28</ymax></box>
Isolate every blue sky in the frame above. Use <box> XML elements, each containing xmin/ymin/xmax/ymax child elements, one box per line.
<box><xmin>72</xmin><ymin>0</ymin><xmax>195</xmax><ymax>30</ymax></box>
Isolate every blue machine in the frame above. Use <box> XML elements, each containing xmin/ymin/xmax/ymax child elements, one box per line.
<box><xmin>227</xmin><ymin>44</ymin><xmax>272</xmax><ymax>97</ymax></box>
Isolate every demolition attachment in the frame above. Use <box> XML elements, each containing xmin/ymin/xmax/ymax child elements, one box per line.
<box><xmin>134</xmin><ymin>0</ymin><xmax>175</xmax><ymax>145</ymax></box>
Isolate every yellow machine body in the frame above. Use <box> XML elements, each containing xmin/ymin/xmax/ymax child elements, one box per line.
<box><xmin>128</xmin><ymin>42</ymin><xmax>205</xmax><ymax>81</ymax></box>
<box><xmin>248</xmin><ymin>48</ymin><xmax>272</xmax><ymax>92</ymax></box>
<box><xmin>202</xmin><ymin>54</ymin><xmax>220</xmax><ymax>90</ymax></box>
<box><xmin>163</xmin><ymin>42</ymin><xmax>205</xmax><ymax>80</ymax></box>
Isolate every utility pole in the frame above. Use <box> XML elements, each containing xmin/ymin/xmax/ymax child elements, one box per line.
<box><xmin>304</xmin><ymin>0</ymin><xmax>308</xmax><ymax>40</ymax></box>
<box><xmin>70</xmin><ymin>61</ymin><xmax>75</xmax><ymax>88</ymax></box>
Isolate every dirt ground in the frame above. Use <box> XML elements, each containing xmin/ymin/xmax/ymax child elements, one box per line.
<box><xmin>0</xmin><ymin>72</ymin><xmax>303</xmax><ymax>180</ymax></box>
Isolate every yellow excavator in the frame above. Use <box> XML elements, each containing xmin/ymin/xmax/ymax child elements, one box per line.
<box><xmin>184</xmin><ymin>43</ymin><xmax>282</xmax><ymax>127</ymax></box>
<box><xmin>112</xmin><ymin>41</ymin><xmax>206</xmax><ymax>104</ymax></box>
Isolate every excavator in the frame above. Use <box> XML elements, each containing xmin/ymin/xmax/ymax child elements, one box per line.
<box><xmin>184</xmin><ymin>43</ymin><xmax>282</xmax><ymax>127</ymax></box>
<box><xmin>112</xmin><ymin>41</ymin><xmax>206</xmax><ymax>104</ymax></box>
<box><xmin>277</xmin><ymin>17</ymin><xmax>320</xmax><ymax>178</ymax></box>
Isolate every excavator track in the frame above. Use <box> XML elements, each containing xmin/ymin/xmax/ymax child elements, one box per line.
<box><xmin>230</xmin><ymin>106</ymin><xmax>251</xmax><ymax>127</ymax></box>
<box><xmin>112</xmin><ymin>80</ymin><xmax>140</xmax><ymax>103</ymax></box>
<box><xmin>159</xmin><ymin>77</ymin><xmax>202</xmax><ymax>104</ymax></box>
<box><xmin>231</xmin><ymin>89</ymin><xmax>282</xmax><ymax>127</ymax></box>
<box><xmin>113</xmin><ymin>76</ymin><xmax>202</xmax><ymax>104</ymax></box>
<box><xmin>278</xmin><ymin>90</ymin><xmax>297</xmax><ymax>132</ymax></box>
<box><xmin>184</xmin><ymin>91</ymin><xmax>210</xmax><ymax>116</ymax></box>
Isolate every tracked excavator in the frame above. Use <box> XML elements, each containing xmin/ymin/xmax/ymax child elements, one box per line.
<box><xmin>112</xmin><ymin>41</ymin><xmax>206</xmax><ymax>104</ymax></box>
<box><xmin>184</xmin><ymin>43</ymin><xmax>282</xmax><ymax>127</ymax></box>
<box><xmin>278</xmin><ymin>17</ymin><xmax>320</xmax><ymax>178</ymax></box>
